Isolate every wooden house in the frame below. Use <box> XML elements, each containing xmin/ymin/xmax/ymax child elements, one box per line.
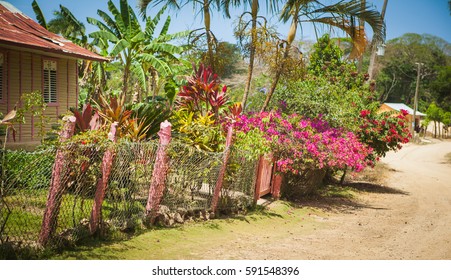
<box><xmin>378</xmin><ymin>103</ymin><xmax>426</xmax><ymax>132</ymax></box>
<box><xmin>0</xmin><ymin>1</ymin><xmax>107</xmax><ymax>143</ymax></box>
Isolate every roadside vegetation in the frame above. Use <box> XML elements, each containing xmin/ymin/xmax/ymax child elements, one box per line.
<box><xmin>1</xmin><ymin>0</ymin><xmax>450</xmax><ymax>259</ymax></box>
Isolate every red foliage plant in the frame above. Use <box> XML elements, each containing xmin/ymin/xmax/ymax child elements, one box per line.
<box><xmin>177</xmin><ymin>63</ymin><xmax>228</xmax><ymax>121</ymax></box>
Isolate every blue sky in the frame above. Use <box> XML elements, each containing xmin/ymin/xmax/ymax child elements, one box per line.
<box><xmin>7</xmin><ymin>0</ymin><xmax>451</xmax><ymax>44</ymax></box>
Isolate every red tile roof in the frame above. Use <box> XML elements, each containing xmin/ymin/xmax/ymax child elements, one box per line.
<box><xmin>0</xmin><ymin>2</ymin><xmax>108</xmax><ymax>62</ymax></box>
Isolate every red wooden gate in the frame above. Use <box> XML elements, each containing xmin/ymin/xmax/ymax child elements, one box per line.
<box><xmin>254</xmin><ymin>154</ymin><xmax>282</xmax><ymax>202</ymax></box>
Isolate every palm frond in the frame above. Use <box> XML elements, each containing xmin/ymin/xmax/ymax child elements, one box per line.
<box><xmin>312</xmin><ymin>1</ymin><xmax>385</xmax><ymax>43</ymax></box>
<box><xmin>159</xmin><ymin>16</ymin><xmax>171</xmax><ymax>37</ymax></box>
<box><xmin>108</xmin><ymin>0</ymin><xmax>126</xmax><ymax>37</ymax></box>
<box><xmin>110</xmin><ymin>38</ymin><xmax>131</xmax><ymax>57</ymax></box>
<box><xmin>31</xmin><ymin>0</ymin><xmax>47</xmax><ymax>29</ymax></box>
<box><xmin>59</xmin><ymin>5</ymin><xmax>86</xmax><ymax>34</ymax></box>
<box><xmin>89</xmin><ymin>30</ymin><xmax>119</xmax><ymax>43</ymax></box>
<box><xmin>138</xmin><ymin>53</ymin><xmax>172</xmax><ymax>77</ymax></box>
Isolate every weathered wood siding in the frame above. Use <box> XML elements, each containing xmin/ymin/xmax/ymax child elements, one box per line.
<box><xmin>0</xmin><ymin>47</ymin><xmax>78</xmax><ymax>142</ymax></box>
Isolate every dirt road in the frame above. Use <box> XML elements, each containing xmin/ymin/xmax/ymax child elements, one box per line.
<box><xmin>206</xmin><ymin>140</ymin><xmax>451</xmax><ymax>260</ymax></box>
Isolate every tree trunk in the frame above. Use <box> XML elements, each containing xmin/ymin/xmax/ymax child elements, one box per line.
<box><xmin>211</xmin><ymin>126</ymin><xmax>234</xmax><ymax>213</ymax></box>
<box><xmin>357</xmin><ymin>0</ymin><xmax>366</xmax><ymax>72</ymax></box>
<box><xmin>261</xmin><ymin>4</ymin><xmax>299</xmax><ymax>112</ymax></box>
<box><xmin>434</xmin><ymin>121</ymin><xmax>437</xmax><ymax>138</ymax></box>
<box><xmin>241</xmin><ymin>0</ymin><xmax>258</xmax><ymax>110</ymax></box>
<box><xmin>340</xmin><ymin>166</ymin><xmax>348</xmax><ymax>185</ymax></box>
<box><xmin>204</xmin><ymin>0</ymin><xmax>214</xmax><ymax>72</ymax></box>
<box><xmin>122</xmin><ymin>58</ymin><xmax>130</xmax><ymax>99</ymax></box>
<box><xmin>367</xmin><ymin>0</ymin><xmax>388</xmax><ymax>81</ymax></box>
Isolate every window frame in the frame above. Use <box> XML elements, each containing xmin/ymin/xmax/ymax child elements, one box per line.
<box><xmin>42</xmin><ymin>58</ymin><xmax>58</xmax><ymax>105</ymax></box>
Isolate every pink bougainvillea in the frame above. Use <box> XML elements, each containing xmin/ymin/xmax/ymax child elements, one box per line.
<box><xmin>234</xmin><ymin>112</ymin><xmax>373</xmax><ymax>175</ymax></box>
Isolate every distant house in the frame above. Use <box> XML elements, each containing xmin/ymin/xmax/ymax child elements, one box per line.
<box><xmin>0</xmin><ymin>1</ymin><xmax>107</xmax><ymax>143</ymax></box>
<box><xmin>378</xmin><ymin>103</ymin><xmax>426</xmax><ymax>131</ymax></box>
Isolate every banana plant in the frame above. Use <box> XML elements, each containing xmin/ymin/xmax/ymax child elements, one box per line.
<box><xmin>139</xmin><ymin>0</ymin><xmax>222</xmax><ymax>72</ymax></box>
<box><xmin>88</xmin><ymin>0</ymin><xmax>187</xmax><ymax>100</ymax></box>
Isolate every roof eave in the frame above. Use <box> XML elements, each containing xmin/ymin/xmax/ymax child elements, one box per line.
<box><xmin>0</xmin><ymin>39</ymin><xmax>109</xmax><ymax>62</ymax></box>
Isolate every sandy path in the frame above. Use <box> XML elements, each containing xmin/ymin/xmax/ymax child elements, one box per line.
<box><xmin>207</xmin><ymin>140</ymin><xmax>451</xmax><ymax>259</ymax></box>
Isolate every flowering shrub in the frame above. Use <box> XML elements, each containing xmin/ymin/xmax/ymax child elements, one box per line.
<box><xmin>234</xmin><ymin>111</ymin><xmax>373</xmax><ymax>175</ymax></box>
<box><xmin>357</xmin><ymin>109</ymin><xmax>411</xmax><ymax>161</ymax></box>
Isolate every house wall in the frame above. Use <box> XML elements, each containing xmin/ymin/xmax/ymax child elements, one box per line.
<box><xmin>0</xmin><ymin>47</ymin><xmax>78</xmax><ymax>143</ymax></box>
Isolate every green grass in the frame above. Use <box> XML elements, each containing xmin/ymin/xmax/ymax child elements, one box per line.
<box><xmin>320</xmin><ymin>185</ymin><xmax>357</xmax><ymax>199</ymax></box>
<box><xmin>49</xmin><ymin>201</ymin><xmax>324</xmax><ymax>260</ymax></box>
<box><xmin>2</xmin><ymin>188</ymin><xmax>148</xmax><ymax>243</ymax></box>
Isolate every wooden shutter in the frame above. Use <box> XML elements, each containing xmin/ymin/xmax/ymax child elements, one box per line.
<box><xmin>43</xmin><ymin>59</ymin><xmax>57</xmax><ymax>103</ymax></box>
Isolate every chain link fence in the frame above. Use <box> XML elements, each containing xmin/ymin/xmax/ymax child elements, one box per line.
<box><xmin>0</xmin><ymin>139</ymin><xmax>258</xmax><ymax>256</ymax></box>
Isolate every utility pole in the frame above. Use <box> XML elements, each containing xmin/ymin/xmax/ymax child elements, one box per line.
<box><xmin>368</xmin><ymin>0</ymin><xmax>388</xmax><ymax>81</ymax></box>
<box><xmin>413</xmin><ymin>62</ymin><xmax>423</xmax><ymax>136</ymax></box>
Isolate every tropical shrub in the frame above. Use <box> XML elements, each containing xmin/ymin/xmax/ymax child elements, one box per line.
<box><xmin>270</xmin><ymin>35</ymin><xmax>377</xmax><ymax>135</ymax></box>
<box><xmin>357</xmin><ymin>109</ymin><xmax>411</xmax><ymax>161</ymax></box>
<box><xmin>172</xmin><ymin>63</ymin><xmax>234</xmax><ymax>152</ymax></box>
<box><xmin>129</xmin><ymin>101</ymin><xmax>172</xmax><ymax>139</ymax></box>
<box><xmin>234</xmin><ymin>112</ymin><xmax>373</xmax><ymax>174</ymax></box>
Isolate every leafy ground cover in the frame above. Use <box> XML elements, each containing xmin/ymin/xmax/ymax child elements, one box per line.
<box><xmin>50</xmin><ymin>201</ymin><xmax>325</xmax><ymax>260</ymax></box>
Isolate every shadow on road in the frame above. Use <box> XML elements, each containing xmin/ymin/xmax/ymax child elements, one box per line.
<box><xmin>346</xmin><ymin>181</ymin><xmax>409</xmax><ymax>195</ymax></box>
<box><xmin>288</xmin><ymin>181</ymin><xmax>409</xmax><ymax>214</ymax></box>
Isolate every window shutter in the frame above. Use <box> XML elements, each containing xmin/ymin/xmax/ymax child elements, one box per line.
<box><xmin>43</xmin><ymin>59</ymin><xmax>57</xmax><ymax>103</ymax></box>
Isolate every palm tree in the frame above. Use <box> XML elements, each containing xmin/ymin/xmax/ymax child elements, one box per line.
<box><xmin>139</xmin><ymin>0</ymin><xmax>221</xmax><ymax>72</ymax></box>
<box><xmin>32</xmin><ymin>1</ymin><xmax>87</xmax><ymax>44</ymax></box>
<box><xmin>260</xmin><ymin>0</ymin><xmax>386</xmax><ymax>112</ymax></box>
<box><xmin>222</xmin><ymin>0</ymin><xmax>280</xmax><ymax>110</ymax></box>
<box><xmin>89</xmin><ymin>0</ymin><xmax>186</xmax><ymax>100</ymax></box>
<box><xmin>48</xmin><ymin>6</ymin><xmax>87</xmax><ymax>40</ymax></box>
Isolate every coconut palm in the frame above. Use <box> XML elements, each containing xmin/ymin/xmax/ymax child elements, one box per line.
<box><xmin>48</xmin><ymin>6</ymin><xmax>87</xmax><ymax>41</ymax></box>
<box><xmin>32</xmin><ymin>1</ymin><xmax>87</xmax><ymax>44</ymax></box>
<box><xmin>88</xmin><ymin>0</ymin><xmax>186</xmax><ymax>100</ymax></box>
<box><xmin>138</xmin><ymin>0</ymin><xmax>221</xmax><ymax>72</ymax></box>
<box><xmin>260</xmin><ymin>0</ymin><xmax>386</xmax><ymax>112</ymax></box>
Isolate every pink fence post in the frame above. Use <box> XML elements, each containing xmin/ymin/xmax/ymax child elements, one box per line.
<box><xmin>89</xmin><ymin>122</ymin><xmax>118</xmax><ymax>234</ymax></box>
<box><xmin>146</xmin><ymin>120</ymin><xmax>172</xmax><ymax>224</ymax></box>
<box><xmin>39</xmin><ymin>116</ymin><xmax>76</xmax><ymax>246</ymax></box>
<box><xmin>210</xmin><ymin>125</ymin><xmax>233</xmax><ymax>213</ymax></box>
<box><xmin>253</xmin><ymin>155</ymin><xmax>264</xmax><ymax>203</ymax></box>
